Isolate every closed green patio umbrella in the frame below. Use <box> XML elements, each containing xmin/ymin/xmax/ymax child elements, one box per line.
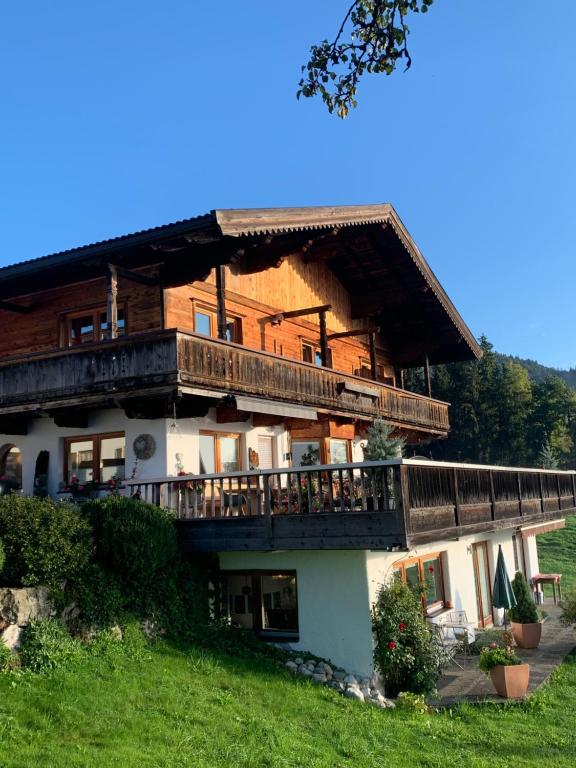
<box><xmin>493</xmin><ymin>545</ymin><xmax>517</xmax><ymax>625</ymax></box>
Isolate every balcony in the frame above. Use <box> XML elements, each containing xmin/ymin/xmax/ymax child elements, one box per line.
<box><xmin>0</xmin><ymin>330</ymin><xmax>449</xmax><ymax>435</ymax></box>
<box><xmin>124</xmin><ymin>459</ymin><xmax>576</xmax><ymax>553</ymax></box>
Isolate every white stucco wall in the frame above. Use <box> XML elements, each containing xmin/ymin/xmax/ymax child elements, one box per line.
<box><xmin>219</xmin><ymin>549</ymin><xmax>374</xmax><ymax>677</ymax></box>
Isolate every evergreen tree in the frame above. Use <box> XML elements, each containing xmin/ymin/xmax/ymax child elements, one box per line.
<box><xmin>363</xmin><ymin>420</ymin><xmax>405</xmax><ymax>460</ymax></box>
<box><xmin>538</xmin><ymin>440</ymin><xmax>559</xmax><ymax>469</ymax></box>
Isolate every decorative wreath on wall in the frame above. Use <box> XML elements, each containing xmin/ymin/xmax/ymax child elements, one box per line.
<box><xmin>133</xmin><ymin>434</ymin><xmax>156</xmax><ymax>461</ymax></box>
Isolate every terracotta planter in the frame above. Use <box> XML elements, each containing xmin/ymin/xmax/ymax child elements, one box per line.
<box><xmin>490</xmin><ymin>663</ymin><xmax>530</xmax><ymax>698</ymax></box>
<box><xmin>510</xmin><ymin>621</ymin><xmax>542</xmax><ymax>649</ymax></box>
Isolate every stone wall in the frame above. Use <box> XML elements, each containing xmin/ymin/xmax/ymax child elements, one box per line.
<box><xmin>0</xmin><ymin>587</ymin><xmax>55</xmax><ymax>650</ymax></box>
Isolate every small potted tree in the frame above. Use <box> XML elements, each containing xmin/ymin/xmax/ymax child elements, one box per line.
<box><xmin>508</xmin><ymin>572</ymin><xmax>542</xmax><ymax>649</ymax></box>
<box><xmin>479</xmin><ymin>645</ymin><xmax>530</xmax><ymax>698</ymax></box>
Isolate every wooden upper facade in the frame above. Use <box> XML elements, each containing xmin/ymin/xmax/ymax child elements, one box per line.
<box><xmin>0</xmin><ymin>205</ymin><xmax>481</xmax><ymax>438</ymax></box>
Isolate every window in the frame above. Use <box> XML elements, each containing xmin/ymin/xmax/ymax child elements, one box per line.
<box><xmin>199</xmin><ymin>432</ymin><xmax>241</xmax><ymax>474</ymax></box>
<box><xmin>64</xmin><ymin>433</ymin><xmax>125</xmax><ymax>484</ymax></box>
<box><xmin>355</xmin><ymin>358</ymin><xmax>393</xmax><ymax>384</ymax></box>
<box><xmin>222</xmin><ymin>571</ymin><xmax>298</xmax><ymax>638</ymax></box>
<box><xmin>193</xmin><ymin>303</ymin><xmax>241</xmax><ymax>343</ymax></box>
<box><xmin>0</xmin><ymin>444</ymin><xmax>22</xmax><ymax>488</ymax></box>
<box><xmin>394</xmin><ymin>553</ymin><xmax>445</xmax><ymax>612</ymax></box>
<box><xmin>301</xmin><ymin>340</ymin><xmax>332</xmax><ymax>368</ymax></box>
<box><xmin>67</xmin><ymin>307</ymin><xmax>126</xmax><ymax>346</ymax></box>
<box><xmin>291</xmin><ymin>438</ymin><xmax>352</xmax><ymax>467</ymax></box>
<box><xmin>291</xmin><ymin>440</ymin><xmax>321</xmax><ymax>467</ymax></box>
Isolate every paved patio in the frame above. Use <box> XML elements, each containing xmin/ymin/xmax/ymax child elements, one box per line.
<box><xmin>430</xmin><ymin>602</ymin><xmax>576</xmax><ymax>706</ymax></box>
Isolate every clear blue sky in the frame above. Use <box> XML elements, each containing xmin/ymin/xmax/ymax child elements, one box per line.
<box><xmin>1</xmin><ymin>1</ymin><xmax>574</xmax><ymax>368</ymax></box>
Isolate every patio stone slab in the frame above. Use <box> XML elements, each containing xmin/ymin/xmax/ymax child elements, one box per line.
<box><xmin>428</xmin><ymin>602</ymin><xmax>575</xmax><ymax>707</ymax></box>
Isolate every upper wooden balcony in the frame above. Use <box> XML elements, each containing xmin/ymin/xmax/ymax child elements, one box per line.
<box><xmin>0</xmin><ymin>330</ymin><xmax>449</xmax><ymax>435</ymax></box>
<box><xmin>124</xmin><ymin>459</ymin><xmax>576</xmax><ymax>553</ymax></box>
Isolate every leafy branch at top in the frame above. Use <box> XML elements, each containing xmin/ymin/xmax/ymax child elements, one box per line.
<box><xmin>297</xmin><ymin>0</ymin><xmax>434</xmax><ymax>118</ymax></box>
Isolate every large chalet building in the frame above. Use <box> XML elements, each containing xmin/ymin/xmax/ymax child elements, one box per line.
<box><xmin>0</xmin><ymin>204</ymin><xmax>572</xmax><ymax>676</ymax></box>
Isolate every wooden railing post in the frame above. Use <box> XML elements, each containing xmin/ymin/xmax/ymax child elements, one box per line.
<box><xmin>517</xmin><ymin>472</ymin><xmax>523</xmax><ymax>517</ymax></box>
<box><xmin>453</xmin><ymin>467</ymin><xmax>460</xmax><ymax>527</ymax></box>
<box><xmin>489</xmin><ymin>469</ymin><xmax>496</xmax><ymax>521</ymax></box>
<box><xmin>394</xmin><ymin>464</ymin><xmax>410</xmax><ymax>542</ymax></box>
<box><xmin>538</xmin><ymin>473</ymin><xmax>545</xmax><ymax>514</ymax></box>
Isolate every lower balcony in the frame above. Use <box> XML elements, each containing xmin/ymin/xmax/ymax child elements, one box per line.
<box><xmin>0</xmin><ymin>330</ymin><xmax>449</xmax><ymax>435</ymax></box>
<box><xmin>124</xmin><ymin>459</ymin><xmax>576</xmax><ymax>552</ymax></box>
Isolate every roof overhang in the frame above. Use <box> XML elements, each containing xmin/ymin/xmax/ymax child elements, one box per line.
<box><xmin>0</xmin><ymin>204</ymin><xmax>481</xmax><ymax>366</ymax></box>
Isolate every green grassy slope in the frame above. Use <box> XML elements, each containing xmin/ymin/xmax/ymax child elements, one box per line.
<box><xmin>538</xmin><ymin>515</ymin><xmax>576</xmax><ymax>592</ymax></box>
<box><xmin>1</xmin><ymin>640</ymin><xmax>576</xmax><ymax>768</ymax></box>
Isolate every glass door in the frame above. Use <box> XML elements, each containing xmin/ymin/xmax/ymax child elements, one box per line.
<box><xmin>472</xmin><ymin>542</ymin><xmax>493</xmax><ymax>627</ymax></box>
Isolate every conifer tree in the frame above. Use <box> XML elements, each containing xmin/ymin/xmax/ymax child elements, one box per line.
<box><xmin>363</xmin><ymin>419</ymin><xmax>405</xmax><ymax>460</ymax></box>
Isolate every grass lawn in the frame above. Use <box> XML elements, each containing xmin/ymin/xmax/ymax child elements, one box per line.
<box><xmin>1</xmin><ymin>638</ymin><xmax>576</xmax><ymax>768</ymax></box>
<box><xmin>538</xmin><ymin>515</ymin><xmax>576</xmax><ymax>592</ymax></box>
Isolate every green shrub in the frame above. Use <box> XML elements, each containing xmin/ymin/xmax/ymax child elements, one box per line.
<box><xmin>82</xmin><ymin>496</ymin><xmax>178</xmax><ymax>593</ymax></box>
<box><xmin>19</xmin><ymin>618</ymin><xmax>82</xmax><ymax>673</ymax></box>
<box><xmin>560</xmin><ymin>589</ymin><xmax>576</xmax><ymax>627</ymax></box>
<box><xmin>0</xmin><ymin>640</ymin><xmax>15</xmax><ymax>672</ymax></box>
<box><xmin>0</xmin><ymin>495</ymin><xmax>93</xmax><ymax>587</ymax></box>
<box><xmin>66</xmin><ymin>564</ymin><xmax>125</xmax><ymax>629</ymax></box>
<box><xmin>508</xmin><ymin>571</ymin><xmax>539</xmax><ymax>624</ymax></box>
<box><xmin>478</xmin><ymin>645</ymin><xmax>521</xmax><ymax>674</ymax></box>
<box><xmin>372</xmin><ymin>580</ymin><xmax>446</xmax><ymax>696</ymax></box>
<box><xmin>0</xmin><ymin>537</ymin><xmax>4</xmax><ymax>575</ymax></box>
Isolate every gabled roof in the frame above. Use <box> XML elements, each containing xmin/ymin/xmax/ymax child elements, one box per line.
<box><xmin>0</xmin><ymin>204</ymin><xmax>481</xmax><ymax>365</ymax></box>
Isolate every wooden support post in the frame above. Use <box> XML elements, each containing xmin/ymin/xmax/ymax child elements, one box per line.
<box><xmin>215</xmin><ymin>265</ymin><xmax>227</xmax><ymax>341</ymax></box>
<box><xmin>106</xmin><ymin>264</ymin><xmax>118</xmax><ymax>340</ymax></box>
<box><xmin>517</xmin><ymin>472</ymin><xmax>523</xmax><ymax>517</ymax></box>
<box><xmin>395</xmin><ymin>367</ymin><xmax>404</xmax><ymax>389</ymax></box>
<box><xmin>319</xmin><ymin>309</ymin><xmax>329</xmax><ymax>368</ymax></box>
<box><xmin>453</xmin><ymin>467</ymin><xmax>460</xmax><ymax>527</ymax></box>
<box><xmin>369</xmin><ymin>331</ymin><xmax>377</xmax><ymax>382</ymax></box>
<box><xmin>424</xmin><ymin>354</ymin><xmax>432</xmax><ymax>398</ymax></box>
<box><xmin>538</xmin><ymin>473</ymin><xmax>545</xmax><ymax>514</ymax></box>
<box><xmin>489</xmin><ymin>469</ymin><xmax>496</xmax><ymax>521</ymax></box>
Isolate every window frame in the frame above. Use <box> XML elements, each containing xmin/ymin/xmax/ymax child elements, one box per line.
<box><xmin>63</xmin><ymin>304</ymin><xmax>127</xmax><ymax>347</ymax></box>
<box><xmin>199</xmin><ymin>430</ymin><xmax>242</xmax><ymax>473</ymax></box>
<box><xmin>63</xmin><ymin>431</ymin><xmax>126</xmax><ymax>485</ymax></box>
<box><xmin>221</xmin><ymin>569</ymin><xmax>299</xmax><ymax>640</ymax></box>
<box><xmin>394</xmin><ymin>552</ymin><xmax>446</xmax><ymax>613</ymax></box>
<box><xmin>290</xmin><ymin>436</ymin><xmax>352</xmax><ymax>467</ymax></box>
<box><xmin>191</xmin><ymin>300</ymin><xmax>242</xmax><ymax>344</ymax></box>
<box><xmin>300</xmin><ymin>338</ymin><xmax>332</xmax><ymax>368</ymax></box>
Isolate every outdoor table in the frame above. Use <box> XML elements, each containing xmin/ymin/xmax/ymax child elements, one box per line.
<box><xmin>530</xmin><ymin>573</ymin><xmax>562</xmax><ymax>604</ymax></box>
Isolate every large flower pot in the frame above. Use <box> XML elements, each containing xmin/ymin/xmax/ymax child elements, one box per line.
<box><xmin>510</xmin><ymin>621</ymin><xmax>542</xmax><ymax>649</ymax></box>
<box><xmin>490</xmin><ymin>663</ymin><xmax>530</xmax><ymax>698</ymax></box>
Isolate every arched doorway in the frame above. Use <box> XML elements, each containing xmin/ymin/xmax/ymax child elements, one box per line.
<box><xmin>0</xmin><ymin>443</ymin><xmax>22</xmax><ymax>492</ymax></box>
<box><xmin>34</xmin><ymin>450</ymin><xmax>50</xmax><ymax>497</ymax></box>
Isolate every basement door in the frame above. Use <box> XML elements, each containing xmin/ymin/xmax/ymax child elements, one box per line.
<box><xmin>472</xmin><ymin>542</ymin><xmax>493</xmax><ymax>627</ymax></box>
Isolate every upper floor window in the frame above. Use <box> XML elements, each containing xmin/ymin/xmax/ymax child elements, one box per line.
<box><xmin>64</xmin><ymin>432</ymin><xmax>125</xmax><ymax>483</ymax></box>
<box><xmin>193</xmin><ymin>303</ymin><xmax>242</xmax><ymax>344</ymax></box>
<box><xmin>67</xmin><ymin>307</ymin><xmax>126</xmax><ymax>346</ymax></box>
<box><xmin>355</xmin><ymin>358</ymin><xmax>393</xmax><ymax>385</ymax></box>
<box><xmin>301</xmin><ymin>340</ymin><xmax>332</xmax><ymax>368</ymax></box>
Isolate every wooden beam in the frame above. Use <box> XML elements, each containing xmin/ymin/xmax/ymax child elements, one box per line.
<box><xmin>319</xmin><ymin>309</ymin><xmax>329</xmax><ymax>368</ymax></box>
<box><xmin>111</xmin><ymin>265</ymin><xmax>159</xmax><ymax>287</ymax></box>
<box><xmin>268</xmin><ymin>304</ymin><xmax>331</xmax><ymax>324</ymax></box>
<box><xmin>215</xmin><ymin>265</ymin><xmax>227</xmax><ymax>341</ymax></box>
<box><xmin>423</xmin><ymin>354</ymin><xmax>432</xmax><ymax>398</ymax></box>
<box><xmin>369</xmin><ymin>331</ymin><xmax>378</xmax><ymax>382</ymax></box>
<box><xmin>106</xmin><ymin>264</ymin><xmax>118</xmax><ymax>340</ymax></box>
<box><xmin>51</xmin><ymin>410</ymin><xmax>90</xmax><ymax>429</ymax></box>
<box><xmin>0</xmin><ymin>301</ymin><xmax>34</xmax><ymax>314</ymax></box>
<box><xmin>326</xmin><ymin>327</ymin><xmax>378</xmax><ymax>341</ymax></box>
<box><xmin>0</xmin><ymin>416</ymin><xmax>28</xmax><ymax>435</ymax></box>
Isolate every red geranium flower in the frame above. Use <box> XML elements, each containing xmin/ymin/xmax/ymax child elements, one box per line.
<box><xmin>398</xmin><ymin>622</ymin><xmax>407</xmax><ymax>631</ymax></box>
<box><xmin>388</xmin><ymin>641</ymin><xmax>396</xmax><ymax>650</ymax></box>
<box><xmin>428</xmin><ymin>566</ymin><xmax>434</xmax><ymax>573</ymax></box>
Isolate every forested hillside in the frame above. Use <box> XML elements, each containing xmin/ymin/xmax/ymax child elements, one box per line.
<box><xmin>405</xmin><ymin>337</ymin><xmax>576</xmax><ymax>469</ymax></box>
<box><xmin>500</xmin><ymin>354</ymin><xmax>576</xmax><ymax>389</ymax></box>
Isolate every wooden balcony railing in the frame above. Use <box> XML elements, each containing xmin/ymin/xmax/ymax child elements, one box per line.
<box><xmin>124</xmin><ymin>459</ymin><xmax>576</xmax><ymax>552</ymax></box>
<box><xmin>0</xmin><ymin>330</ymin><xmax>449</xmax><ymax>434</ymax></box>
<box><xmin>176</xmin><ymin>333</ymin><xmax>450</xmax><ymax>433</ymax></box>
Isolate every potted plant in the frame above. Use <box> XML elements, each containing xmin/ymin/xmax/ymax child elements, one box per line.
<box><xmin>479</xmin><ymin>644</ymin><xmax>530</xmax><ymax>698</ymax></box>
<box><xmin>509</xmin><ymin>572</ymin><xmax>542</xmax><ymax>649</ymax></box>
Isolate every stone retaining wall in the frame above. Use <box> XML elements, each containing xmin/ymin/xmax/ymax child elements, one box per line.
<box><xmin>0</xmin><ymin>587</ymin><xmax>55</xmax><ymax>650</ymax></box>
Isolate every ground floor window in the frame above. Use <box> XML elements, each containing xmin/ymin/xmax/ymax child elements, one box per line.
<box><xmin>394</xmin><ymin>553</ymin><xmax>446</xmax><ymax>612</ymax></box>
<box><xmin>222</xmin><ymin>571</ymin><xmax>298</xmax><ymax>639</ymax></box>
<box><xmin>0</xmin><ymin>444</ymin><xmax>22</xmax><ymax>489</ymax></box>
<box><xmin>199</xmin><ymin>431</ymin><xmax>241</xmax><ymax>474</ymax></box>
<box><xmin>64</xmin><ymin>433</ymin><xmax>125</xmax><ymax>484</ymax></box>
<box><xmin>291</xmin><ymin>437</ymin><xmax>352</xmax><ymax>467</ymax></box>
